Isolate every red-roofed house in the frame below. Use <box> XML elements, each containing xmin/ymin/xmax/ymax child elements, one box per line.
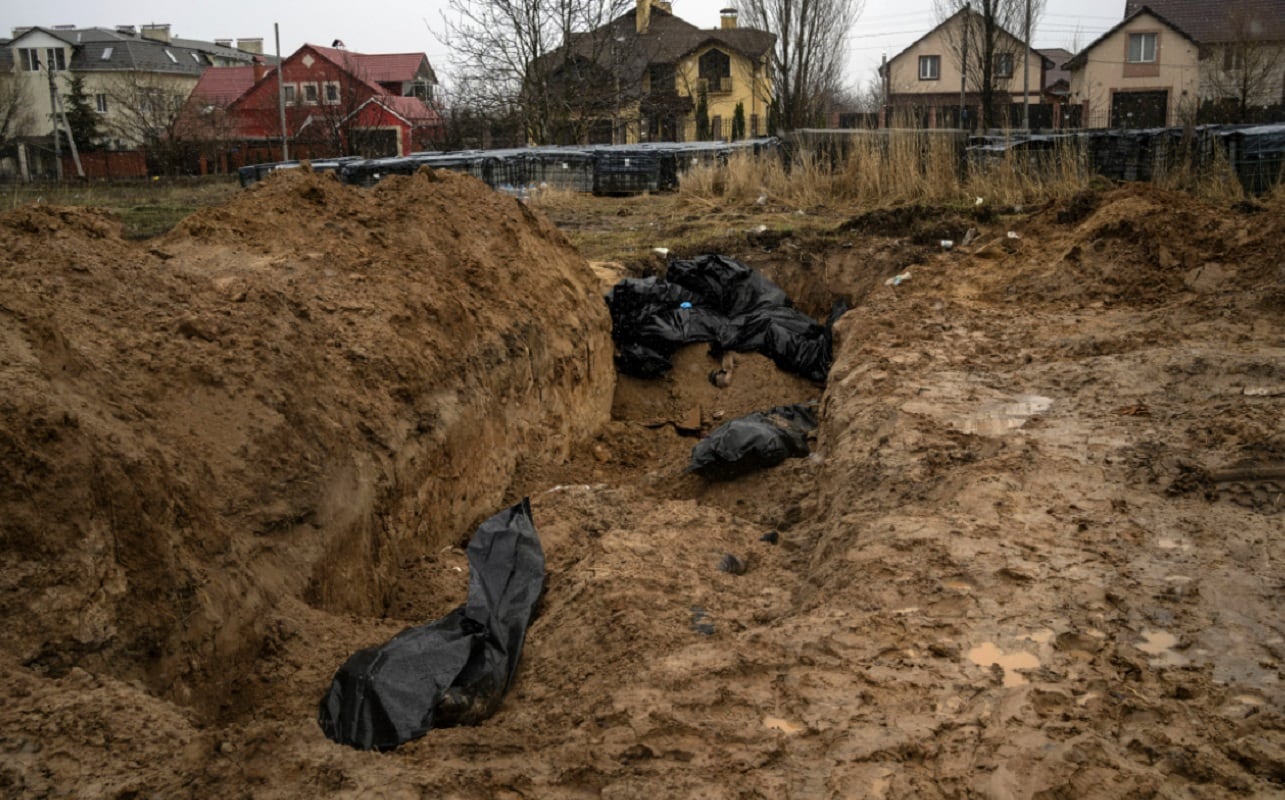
<box><xmin>182</xmin><ymin>42</ymin><xmax>442</xmax><ymax>168</ymax></box>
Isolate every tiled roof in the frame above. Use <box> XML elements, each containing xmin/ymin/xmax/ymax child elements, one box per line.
<box><xmin>69</xmin><ymin>38</ymin><xmax>210</xmax><ymax>74</ymax></box>
<box><xmin>307</xmin><ymin>46</ymin><xmax>436</xmax><ymax>85</ymax></box>
<box><xmin>190</xmin><ymin>64</ymin><xmax>260</xmax><ymax>106</ymax></box>
<box><xmin>1123</xmin><ymin>0</ymin><xmax>1285</xmax><ymax>43</ymax></box>
<box><xmin>543</xmin><ymin>7</ymin><xmax>773</xmax><ymax>95</ymax></box>
<box><xmin>371</xmin><ymin>95</ymin><xmax>440</xmax><ymax>123</ymax></box>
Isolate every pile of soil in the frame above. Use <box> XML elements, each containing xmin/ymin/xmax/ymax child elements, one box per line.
<box><xmin>2</xmin><ymin>177</ymin><xmax>1282</xmax><ymax>798</ymax></box>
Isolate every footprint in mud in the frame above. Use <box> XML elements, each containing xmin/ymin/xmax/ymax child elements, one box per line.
<box><xmin>967</xmin><ymin>642</ymin><xmax>1041</xmax><ymax>687</ymax></box>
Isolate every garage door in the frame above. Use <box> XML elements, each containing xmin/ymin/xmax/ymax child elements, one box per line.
<box><xmin>1111</xmin><ymin>90</ymin><xmax>1168</xmax><ymax>128</ymax></box>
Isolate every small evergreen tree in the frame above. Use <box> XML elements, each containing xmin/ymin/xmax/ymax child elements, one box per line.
<box><xmin>62</xmin><ymin>75</ymin><xmax>101</xmax><ymax>152</ymax></box>
<box><xmin>731</xmin><ymin>101</ymin><xmax>746</xmax><ymax>140</ymax></box>
<box><xmin>695</xmin><ymin>85</ymin><xmax>710</xmax><ymax>141</ymax></box>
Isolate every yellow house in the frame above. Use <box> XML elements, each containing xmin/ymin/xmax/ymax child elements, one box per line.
<box><xmin>881</xmin><ymin>7</ymin><xmax>1052</xmax><ymax>128</ymax></box>
<box><xmin>536</xmin><ymin>0</ymin><xmax>775</xmax><ymax>144</ymax></box>
<box><xmin>1064</xmin><ymin>6</ymin><xmax>1200</xmax><ymax>128</ymax></box>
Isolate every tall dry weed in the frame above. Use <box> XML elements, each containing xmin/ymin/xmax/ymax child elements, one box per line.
<box><xmin>678</xmin><ymin>126</ymin><xmax>1264</xmax><ymax>211</ymax></box>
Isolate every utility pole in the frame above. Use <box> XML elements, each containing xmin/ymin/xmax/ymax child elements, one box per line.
<box><xmin>51</xmin><ymin>77</ymin><xmax>84</xmax><ymax>178</ymax></box>
<box><xmin>960</xmin><ymin>3</ymin><xmax>970</xmax><ymax>130</ymax></box>
<box><xmin>1022</xmin><ymin>0</ymin><xmax>1031</xmax><ymax>130</ymax></box>
<box><xmin>275</xmin><ymin>23</ymin><xmax>289</xmax><ymax>161</ymax></box>
<box><xmin>45</xmin><ymin>58</ymin><xmax>63</xmax><ymax>179</ymax></box>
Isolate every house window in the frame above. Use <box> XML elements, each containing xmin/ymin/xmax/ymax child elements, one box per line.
<box><xmin>21</xmin><ymin>47</ymin><xmax>66</xmax><ymax>71</ymax></box>
<box><xmin>164</xmin><ymin>49</ymin><xmax>178</xmax><ymax>64</ymax></box>
<box><xmin>1127</xmin><ymin>32</ymin><xmax>1157</xmax><ymax>63</ymax></box>
<box><xmin>699</xmin><ymin>49</ymin><xmax>732</xmax><ymax>93</ymax></box>
<box><xmin>647</xmin><ymin>64</ymin><xmax>675</xmax><ymax>95</ymax></box>
<box><xmin>712</xmin><ymin>115</ymin><xmax>723</xmax><ymax>140</ymax></box>
<box><xmin>303</xmin><ymin>83</ymin><xmax>319</xmax><ymax>104</ymax></box>
<box><xmin>1223</xmin><ymin>46</ymin><xmax>1243</xmax><ymax>71</ymax></box>
<box><xmin>410</xmin><ymin>78</ymin><xmax>434</xmax><ymax>102</ymax></box>
<box><xmin>751</xmin><ymin>113</ymin><xmax>760</xmax><ymax>137</ymax></box>
<box><xmin>323</xmin><ymin>81</ymin><xmax>340</xmax><ymax>104</ymax></box>
<box><xmin>283</xmin><ymin>83</ymin><xmax>297</xmax><ymax>105</ymax></box>
<box><xmin>101</xmin><ymin>46</ymin><xmax>113</xmax><ymax>61</ymax></box>
<box><xmin>995</xmin><ymin>52</ymin><xmax>1013</xmax><ymax>78</ymax></box>
<box><xmin>95</xmin><ymin>93</ymin><xmax>108</xmax><ymax>113</ymax></box>
<box><xmin>919</xmin><ymin>55</ymin><xmax>941</xmax><ymax>80</ymax></box>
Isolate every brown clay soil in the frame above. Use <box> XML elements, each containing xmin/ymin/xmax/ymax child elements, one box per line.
<box><xmin>2</xmin><ymin>170</ymin><xmax>1283</xmax><ymax>799</ymax></box>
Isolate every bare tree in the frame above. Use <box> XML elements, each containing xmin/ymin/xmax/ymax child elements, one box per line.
<box><xmin>933</xmin><ymin>0</ymin><xmax>1045</xmax><ymax>129</ymax></box>
<box><xmin>100</xmin><ymin>73</ymin><xmax>196</xmax><ymax>172</ymax></box>
<box><xmin>439</xmin><ymin>0</ymin><xmax>629</xmax><ymax>144</ymax></box>
<box><xmin>0</xmin><ymin>70</ymin><xmax>36</xmax><ymax>154</ymax></box>
<box><xmin>1202</xmin><ymin>3</ymin><xmax>1285</xmax><ymax>123</ymax></box>
<box><xmin>740</xmin><ymin>0</ymin><xmax>864</xmax><ymax>132</ymax></box>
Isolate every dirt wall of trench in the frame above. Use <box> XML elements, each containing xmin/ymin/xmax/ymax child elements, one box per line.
<box><xmin>0</xmin><ymin>168</ymin><xmax>614</xmax><ymax>716</ymax></box>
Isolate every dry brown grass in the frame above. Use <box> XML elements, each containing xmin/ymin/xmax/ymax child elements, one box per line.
<box><xmin>680</xmin><ymin>129</ymin><xmax>1095</xmax><ymax>212</ymax></box>
<box><xmin>678</xmin><ymin>127</ymin><xmax>1270</xmax><ymax>213</ymax></box>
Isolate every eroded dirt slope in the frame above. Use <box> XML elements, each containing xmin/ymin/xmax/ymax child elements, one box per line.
<box><xmin>1</xmin><ymin>180</ymin><xmax>1283</xmax><ymax>799</ymax></box>
<box><xmin>0</xmin><ymin>169</ymin><xmax>613</xmax><ymax>727</ymax></box>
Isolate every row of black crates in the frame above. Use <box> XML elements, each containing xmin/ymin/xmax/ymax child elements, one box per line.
<box><xmin>965</xmin><ymin>123</ymin><xmax>1285</xmax><ymax>194</ymax></box>
<box><xmin>237</xmin><ymin>139</ymin><xmax>781</xmax><ymax>194</ymax></box>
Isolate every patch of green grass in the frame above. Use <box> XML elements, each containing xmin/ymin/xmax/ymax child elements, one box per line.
<box><xmin>4</xmin><ymin>177</ymin><xmax>240</xmax><ymax>238</ymax></box>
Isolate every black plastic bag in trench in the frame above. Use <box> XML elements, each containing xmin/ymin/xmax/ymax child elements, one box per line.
<box><xmin>688</xmin><ymin>404</ymin><xmax>818</xmax><ymax>481</ymax></box>
<box><xmin>318</xmin><ymin>498</ymin><xmax>544</xmax><ymax>751</ymax></box>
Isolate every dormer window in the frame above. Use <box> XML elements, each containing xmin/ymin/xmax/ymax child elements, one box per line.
<box><xmin>698</xmin><ymin>48</ymin><xmax>732</xmax><ymax>93</ymax></box>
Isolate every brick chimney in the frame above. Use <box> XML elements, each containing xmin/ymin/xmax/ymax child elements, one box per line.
<box><xmin>141</xmin><ymin>23</ymin><xmax>171</xmax><ymax>43</ymax></box>
<box><xmin>720</xmin><ymin>7</ymin><xmax>738</xmax><ymax>29</ymax></box>
<box><xmin>253</xmin><ymin>55</ymin><xmax>268</xmax><ymax>82</ymax></box>
<box><xmin>636</xmin><ymin>0</ymin><xmax>651</xmax><ymax>34</ymax></box>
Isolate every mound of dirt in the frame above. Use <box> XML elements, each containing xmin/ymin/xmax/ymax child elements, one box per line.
<box><xmin>0</xmin><ymin>168</ymin><xmax>613</xmax><ymax>724</ymax></box>
<box><xmin>2</xmin><ymin>180</ymin><xmax>1283</xmax><ymax>798</ymax></box>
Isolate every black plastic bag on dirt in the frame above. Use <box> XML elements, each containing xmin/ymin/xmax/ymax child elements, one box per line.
<box><xmin>688</xmin><ymin>404</ymin><xmax>818</xmax><ymax>481</ymax></box>
<box><xmin>318</xmin><ymin>498</ymin><xmax>544</xmax><ymax>751</ymax></box>
<box><xmin>606</xmin><ymin>276</ymin><xmax>727</xmax><ymax>377</ymax></box>
<box><xmin>605</xmin><ymin>257</ymin><xmax>832</xmax><ymax>381</ymax></box>
<box><xmin>726</xmin><ymin>306</ymin><xmax>832</xmax><ymax>383</ymax></box>
<box><xmin>666</xmin><ymin>254</ymin><xmax>788</xmax><ymax>316</ymax></box>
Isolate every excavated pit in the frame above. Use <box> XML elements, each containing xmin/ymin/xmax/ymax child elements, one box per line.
<box><xmin>2</xmin><ymin>178</ymin><xmax>1284</xmax><ymax>798</ymax></box>
<box><xmin>0</xmin><ymin>169</ymin><xmax>614</xmax><ymax>719</ymax></box>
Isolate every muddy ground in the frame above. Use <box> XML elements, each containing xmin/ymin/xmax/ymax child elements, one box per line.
<box><xmin>1</xmin><ymin>170</ymin><xmax>1282</xmax><ymax>798</ymax></box>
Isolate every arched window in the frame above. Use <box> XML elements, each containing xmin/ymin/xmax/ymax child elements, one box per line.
<box><xmin>699</xmin><ymin>49</ymin><xmax>732</xmax><ymax>93</ymax></box>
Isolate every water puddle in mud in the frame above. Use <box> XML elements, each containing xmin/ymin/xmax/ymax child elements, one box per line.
<box><xmin>763</xmin><ymin>716</ymin><xmax>805</xmax><ymax>734</ymax></box>
<box><xmin>967</xmin><ymin>642</ymin><xmax>1041</xmax><ymax>687</ymax></box>
<box><xmin>953</xmin><ymin>395</ymin><xmax>1054</xmax><ymax>436</ymax></box>
<box><xmin>1137</xmin><ymin>629</ymin><xmax>1188</xmax><ymax>666</ymax></box>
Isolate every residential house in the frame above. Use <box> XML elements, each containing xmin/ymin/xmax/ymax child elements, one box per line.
<box><xmin>2</xmin><ymin>23</ymin><xmax>259</xmax><ymax>174</ymax></box>
<box><xmin>879</xmin><ymin>7</ymin><xmax>1053</xmax><ymax>129</ymax></box>
<box><xmin>185</xmin><ymin>43</ymin><xmax>443</xmax><ymax>165</ymax></box>
<box><xmin>1064</xmin><ymin>5</ymin><xmax>1200</xmax><ymax>128</ymax></box>
<box><xmin>1121</xmin><ymin>0</ymin><xmax>1285</xmax><ymax>122</ymax></box>
<box><xmin>535</xmin><ymin>0</ymin><xmax>775</xmax><ymax>144</ymax></box>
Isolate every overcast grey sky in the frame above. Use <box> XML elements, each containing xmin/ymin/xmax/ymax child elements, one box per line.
<box><xmin>9</xmin><ymin>0</ymin><xmax>1128</xmax><ymax>91</ymax></box>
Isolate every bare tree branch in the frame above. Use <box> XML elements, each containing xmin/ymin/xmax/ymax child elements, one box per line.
<box><xmin>740</xmin><ymin>0</ymin><xmax>864</xmax><ymax>131</ymax></box>
<box><xmin>933</xmin><ymin>0</ymin><xmax>1045</xmax><ymax>128</ymax></box>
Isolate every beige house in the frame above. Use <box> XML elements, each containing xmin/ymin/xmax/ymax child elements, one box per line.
<box><xmin>881</xmin><ymin>7</ymin><xmax>1051</xmax><ymax>128</ymax></box>
<box><xmin>1064</xmin><ymin>6</ymin><xmax>1200</xmax><ymax>128</ymax></box>
<box><xmin>536</xmin><ymin>0</ymin><xmax>775</xmax><ymax>144</ymax></box>
<box><xmin>1121</xmin><ymin>0</ymin><xmax>1285</xmax><ymax>122</ymax></box>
